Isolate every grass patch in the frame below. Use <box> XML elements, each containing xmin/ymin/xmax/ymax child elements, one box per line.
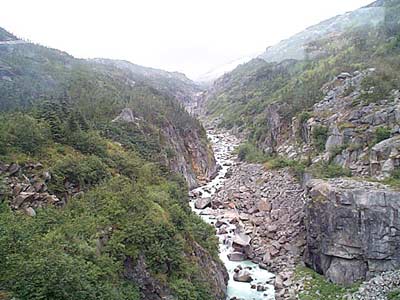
<box><xmin>310</xmin><ymin>162</ymin><xmax>352</xmax><ymax>179</ymax></box>
<box><xmin>295</xmin><ymin>266</ymin><xmax>359</xmax><ymax>300</ymax></box>
<box><xmin>380</xmin><ymin>168</ymin><xmax>400</xmax><ymax>189</ymax></box>
<box><xmin>237</xmin><ymin>142</ymin><xmax>269</xmax><ymax>163</ymax></box>
<box><xmin>388</xmin><ymin>289</ymin><xmax>400</xmax><ymax>300</ymax></box>
<box><xmin>264</xmin><ymin>156</ymin><xmax>308</xmax><ymax>179</ymax></box>
<box><xmin>372</xmin><ymin>127</ymin><xmax>392</xmax><ymax>145</ymax></box>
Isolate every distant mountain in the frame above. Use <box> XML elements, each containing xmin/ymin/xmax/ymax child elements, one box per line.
<box><xmin>91</xmin><ymin>58</ymin><xmax>201</xmax><ymax>106</ymax></box>
<box><xmin>259</xmin><ymin>0</ymin><xmax>385</xmax><ymax>63</ymax></box>
<box><xmin>0</xmin><ymin>27</ymin><xmax>17</xmax><ymax>42</ymax></box>
<box><xmin>195</xmin><ymin>54</ymin><xmax>257</xmax><ymax>84</ymax></box>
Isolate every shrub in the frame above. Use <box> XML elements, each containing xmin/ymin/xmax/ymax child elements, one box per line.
<box><xmin>360</xmin><ymin>72</ymin><xmax>397</xmax><ymax>103</ymax></box>
<box><xmin>237</xmin><ymin>143</ymin><xmax>268</xmax><ymax>163</ymax></box>
<box><xmin>374</xmin><ymin>127</ymin><xmax>391</xmax><ymax>144</ymax></box>
<box><xmin>298</xmin><ymin>111</ymin><xmax>312</xmax><ymax>124</ymax></box>
<box><xmin>264</xmin><ymin>156</ymin><xmax>307</xmax><ymax>179</ymax></box>
<box><xmin>49</xmin><ymin>155</ymin><xmax>111</xmax><ymax>193</ymax></box>
<box><xmin>388</xmin><ymin>289</ymin><xmax>400</xmax><ymax>300</ymax></box>
<box><xmin>67</xmin><ymin>130</ymin><xmax>108</xmax><ymax>157</ymax></box>
<box><xmin>311</xmin><ymin>162</ymin><xmax>352</xmax><ymax>178</ymax></box>
<box><xmin>0</xmin><ymin>113</ymin><xmax>51</xmax><ymax>155</ymax></box>
<box><xmin>312</xmin><ymin>125</ymin><xmax>329</xmax><ymax>152</ymax></box>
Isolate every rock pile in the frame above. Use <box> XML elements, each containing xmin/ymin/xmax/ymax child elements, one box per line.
<box><xmin>209</xmin><ymin>163</ymin><xmax>308</xmax><ymax>299</ymax></box>
<box><xmin>350</xmin><ymin>270</ymin><xmax>400</xmax><ymax>300</ymax></box>
<box><xmin>0</xmin><ymin>162</ymin><xmax>63</xmax><ymax>216</ymax></box>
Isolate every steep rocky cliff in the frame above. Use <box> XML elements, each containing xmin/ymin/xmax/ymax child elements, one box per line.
<box><xmin>305</xmin><ymin>178</ymin><xmax>400</xmax><ymax>285</ymax></box>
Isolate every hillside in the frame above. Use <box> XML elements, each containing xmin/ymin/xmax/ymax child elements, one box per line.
<box><xmin>0</xmin><ymin>27</ymin><xmax>227</xmax><ymax>300</ymax></box>
<box><xmin>195</xmin><ymin>0</ymin><xmax>400</xmax><ymax>297</ymax></box>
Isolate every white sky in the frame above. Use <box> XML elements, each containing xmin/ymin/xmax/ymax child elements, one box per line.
<box><xmin>0</xmin><ymin>0</ymin><xmax>372</xmax><ymax>79</ymax></box>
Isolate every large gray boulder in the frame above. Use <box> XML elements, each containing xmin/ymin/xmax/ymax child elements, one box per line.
<box><xmin>233</xmin><ymin>269</ymin><xmax>253</xmax><ymax>282</ymax></box>
<box><xmin>194</xmin><ymin>197</ymin><xmax>211</xmax><ymax>209</ymax></box>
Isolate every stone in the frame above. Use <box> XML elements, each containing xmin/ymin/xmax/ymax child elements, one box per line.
<box><xmin>12</xmin><ymin>192</ymin><xmax>35</xmax><ymax>208</ymax></box>
<box><xmin>232</xmin><ymin>233</ymin><xmax>251</xmax><ymax>248</ymax></box>
<box><xmin>24</xmin><ymin>207</ymin><xmax>36</xmax><ymax>217</ymax></box>
<box><xmin>257</xmin><ymin>200</ymin><xmax>272</xmax><ymax>212</ymax></box>
<box><xmin>233</xmin><ymin>269</ymin><xmax>253</xmax><ymax>282</ymax></box>
<box><xmin>228</xmin><ymin>252</ymin><xmax>246</xmax><ymax>262</ymax></box>
<box><xmin>194</xmin><ymin>197</ymin><xmax>211</xmax><ymax>209</ymax></box>
<box><xmin>7</xmin><ymin>163</ymin><xmax>20</xmax><ymax>176</ymax></box>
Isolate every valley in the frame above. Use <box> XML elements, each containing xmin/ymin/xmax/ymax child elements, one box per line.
<box><xmin>1</xmin><ymin>0</ymin><xmax>400</xmax><ymax>300</ymax></box>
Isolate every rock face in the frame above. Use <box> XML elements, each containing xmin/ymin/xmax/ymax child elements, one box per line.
<box><xmin>124</xmin><ymin>256</ymin><xmax>174</xmax><ymax>300</ymax></box>
<box><xmin>249</xmin><ymin>69</ymin><xmax>400</xmax><ymax>182</ymax></box>
<box><xmin>305</xmin><ymin>178</ymin><xmax>400</xmax><ymax>285</ymax></box>
<box><xmin>113</xmin><ymin>108</ymin><xmax>218</xmax><ymax>189</ymax></box>
<box><xmin>190</xmin><ymin>240</ymin><xmax>229</xmax><ymax>300</ymax></box>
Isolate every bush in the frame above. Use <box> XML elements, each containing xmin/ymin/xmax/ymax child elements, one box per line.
<box><xmin>360</xmin><ymin>72</ymin><xmax>398</xmax><ymax>103</ymax></box>
<box><xmin>374</xmin><ymin>127</ymin><xmax>391</xmax><ymax>144</ymax></box>
<box><xmin>311</xmin><ymin>162</ymin><xmax>352</xmax><ymax>178</ymax></box>
<box><xmin>295</xmin><ymin>266</ymin><xmax>359</xmax><ymax>300</ymax></box>
<box><xmin>264</xmin><ymin>156</ymin><xmax>307</xmax><ymax>179</ymax></box>
<box><xmin>67</xmin><ymin>130</ymin><xmax>108</xmax><ymax>157</ymax></box>
<box><xmin>49</xmin><ymin>155</ymin><xmax>111</xmax><ymax>193</ymax></box>
<box><xmin>312</xmin><ymin>125</ymin><xmax>328</xmax><ymax>153</ymax></box>
<box><xmin>0</xmin><ymin>113</ymin><xmax>51</xmax><ymax>155</ymax></box>
<box><xmin>388</xmin><ymin>289</ymin><xmax>400</xmax><ymax>300</ymax></box>
<box><xmin>237</xmin><ymin>143</ymin><xmax>269</xmax><ymax>163</ymax></box>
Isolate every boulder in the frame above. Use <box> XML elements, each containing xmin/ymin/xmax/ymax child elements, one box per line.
<box><xmin>12</xmin><ymin>192</ymin><xmax>35</xmax><ymax>208</ymax></box>
<box><xmin>228</xmin><ymin>252</ymin><xmax>246</xmax><ymax>262</ymax></box>
<box><xmin>232</xmin><ymin>233</ymin><xmax>251</xmax><ymax>248</ymax></box>
<box><xmin>194</xmin><ymin>197</ymin><xmax>211</xmax><ymax>209</ymax></box>
<box><xmin>24</xmin><ymin>207</ymin><xmax>36</xmax><ymax>217</ymax></box>
<box><xmin>233</xmin><ymin>269</ymin><xmax>253</xmax><ymax>282</ymax></box>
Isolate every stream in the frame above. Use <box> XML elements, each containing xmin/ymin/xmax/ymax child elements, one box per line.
<box><xmin>189</xmin><ymin>129</ymin><xmax>276</xmax><ymax>300</ymax></box>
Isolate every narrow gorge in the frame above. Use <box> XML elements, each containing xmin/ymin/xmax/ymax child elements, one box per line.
<box><xmin>1</xmin><ymin>1</ymin><xmax>400</xmax><ymax>300</ymax></box>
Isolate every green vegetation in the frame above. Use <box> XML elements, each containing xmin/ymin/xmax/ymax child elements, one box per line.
<box><xmin>310</xmin><ymin>162</ymin><xmax>352</xmax><ymax>179</ymax></box>
<box><xmin>373</xmin><ymin>126</ymin><xmax>392</xmax><ymax>145</ymax></box>
<box><xmin>295</xmin><ymin>266</ymin><xmax>359</xmax><ymax>300</ymax></box>
<box><xmin>237</xmin><ymin>142</ymin><xmax>269</xmax><ymax>163</ymax></box>
<box><xmin>0</xmin><ymin>27</ymin><xmax>219</xmax><ymax>300</ymax></box>
<box><xmin>312</xmin><ymin>125</ymin><xmax>329</xmax><ymax>153</ymax></box>
<box><xmin>388</xmin><ymin>289</ymin><xmax>400</xmax><ymax>300</ymax></box>
<box><xmin>0</xmin><ymin>113</ymin><xmax>50</xmax><ymax>156</ymax></box>
<box><xmin>380</xmin><ymin>168</ymin><xmax>400</xmax><ymax>189</ymax></box>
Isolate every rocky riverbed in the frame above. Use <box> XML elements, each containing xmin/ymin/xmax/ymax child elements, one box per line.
<box><xmin>189</xmin><ymin>127</ymin><xmax>309</xmax><ymax>299</ymax></box>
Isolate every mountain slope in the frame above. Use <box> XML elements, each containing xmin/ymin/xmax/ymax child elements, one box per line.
<box><xmin>198</xmin><ymin>0</ymin><xmax>400</xmax><ymax>290</ymax></box>
<box><xmin>259</xmin><ymin>1</ymin><xmax>385</xmax><ymax>63</ymax></box>
<box><xmin>0</xmin><ymin>27</ymin><xmax>226</xmax><ymax>300</ymax></box>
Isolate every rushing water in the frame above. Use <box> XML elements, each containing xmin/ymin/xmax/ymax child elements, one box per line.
<box><xmin>190</xmin><ymin>130</ymin><xmax>275</xmax><ymax>300</ymax></box>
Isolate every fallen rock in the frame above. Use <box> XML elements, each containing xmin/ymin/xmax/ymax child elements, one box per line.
<box><xmin>233</xmin><ymin>269</ymin><xmax>253</xmax><ymax>282</ymax></box>
<box><xmin>194</xmin><ymin>197</ymin><xmax>212</xmax><ymax>209</ymax></box>
<box><xmin>228</xmin><ymin>252</ymin><xmax>246</xmax><ymax>262</ymax></box>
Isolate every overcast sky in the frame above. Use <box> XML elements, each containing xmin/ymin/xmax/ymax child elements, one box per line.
<box><xmin>0</xmin><ymin>0</ymin><xmax>372</xmax><ymax>79</ymax></box>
